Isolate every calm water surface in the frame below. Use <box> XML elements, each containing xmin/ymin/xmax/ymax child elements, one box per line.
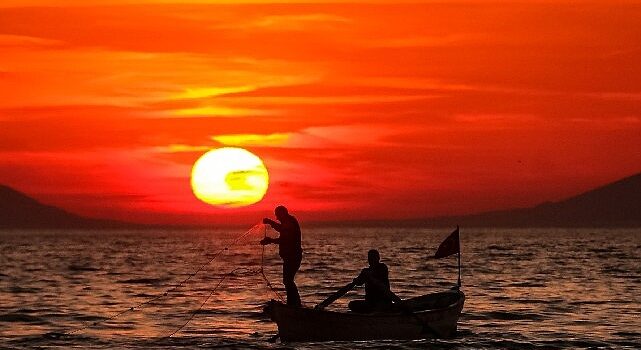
<box><xmin>1</xmin><ymin>227</ymin><xmax>640</xmax><ymax>349</ymax></box>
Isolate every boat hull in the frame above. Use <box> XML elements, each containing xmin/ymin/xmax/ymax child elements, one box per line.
<box><xmin>264</xmin><ymin>290</ymin><xmax>464</xmax><ymax>342</ymax></box>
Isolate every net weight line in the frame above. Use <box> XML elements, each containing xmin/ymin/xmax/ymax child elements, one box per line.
<box><xmin>158</xmin><ymin>224</ymin><xmax>284</xmax><ymax>339</ymax></box>
<box><xmin>259</xmin><ymin>224</ymin><xmax>285</xmax><ymax>303</ymax></box>
<box><xmin>157</xmin><ymin>266</ymin><xmax>260</xmax><ymax>340</ymax></box>
<box><xmin>57</xmin><ymin>224</ymin><xmax>269</xmax><ymax>337</ymax></box>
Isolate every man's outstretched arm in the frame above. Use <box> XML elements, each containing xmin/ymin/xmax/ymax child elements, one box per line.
<box><xmin>353</xmin><ymin>268</ymin><xmax>368</xmax><ymax>285</ymax></box>
<box><xmin>263</xmin><ymin>218</ymin><xmax>284</xmax><ymax>232</ymax></box>
<box><xmin>260</xmin><ymin>218</ymin><xmax>283</xmax><ymax>245</ymax></box>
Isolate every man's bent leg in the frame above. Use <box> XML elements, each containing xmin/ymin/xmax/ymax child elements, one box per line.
<box><xmin>282</xmin><ymin>255</ymin><xmax>302</xmax><ymax>307</ymax></box>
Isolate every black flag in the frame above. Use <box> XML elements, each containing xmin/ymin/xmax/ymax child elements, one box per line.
<box><xmin>434</xmin><ymin>227</ymin><xmax>460</xmax><ymax>259</ymax></box>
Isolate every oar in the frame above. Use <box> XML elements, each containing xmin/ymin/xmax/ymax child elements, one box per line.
<box><xmin>314</xmin><ymin>282</ymin><xmax>356</xmax><ymax>310</ymax></box>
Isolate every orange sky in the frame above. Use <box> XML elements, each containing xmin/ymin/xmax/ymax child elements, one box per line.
<box><xmin>1</xmin><ymin>1</ymin><xmax>640</xmax><ymax>225</ymax></box>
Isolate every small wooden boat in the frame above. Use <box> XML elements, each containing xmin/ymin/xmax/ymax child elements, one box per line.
<box><xmin>264</xmin><ymin>289</ymin><xmax>465</xmax><ymax>342</ymax></box>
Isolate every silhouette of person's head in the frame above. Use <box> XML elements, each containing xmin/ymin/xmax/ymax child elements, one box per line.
<box><xmin>275</xmin><ymin>205</ymin><xmax>288</xmax><ymax>221</ymax></box>
<box><xmin>368</xmin><ymin>249</ymin><xmax>380</xmax><ymax>267</ymax></box>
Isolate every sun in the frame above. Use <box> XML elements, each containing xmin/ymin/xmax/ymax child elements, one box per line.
<box><xmin>191</xmin><ymin>147</ymin><xmax>269</xmax><ymax>207</ymax></box>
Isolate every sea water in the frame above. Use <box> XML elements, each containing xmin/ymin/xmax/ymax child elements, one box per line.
<box><xmin>1</xmin><ymin>228</ymin><xmax>639</xmax><ymax>349</ymax></box>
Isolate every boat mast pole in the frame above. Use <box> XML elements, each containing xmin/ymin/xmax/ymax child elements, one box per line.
<box><xmin>457</xmin><ymin>225</ymin><xmax>461</xmax><ymax>288</ymax></box>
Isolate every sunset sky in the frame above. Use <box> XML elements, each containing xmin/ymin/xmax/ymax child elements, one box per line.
<box><xmin>1</xmin><ymin>1</ymin><xmax>640</xmax><ymax>225</ymax></box>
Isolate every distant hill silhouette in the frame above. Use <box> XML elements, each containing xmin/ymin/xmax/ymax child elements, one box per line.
<box><xmin>0</xmin><ymin>185</ymin><xmax>127</xmax><ymax>229</ymax></box>
<box><xmin>420</xmin><ymin>172</ymin><xmax>641</xmax><ymax>227</ymax></box>
<box><xmin>1</xmin><ymin>172</ymin><xmax>639</xmax><ymax>229</ymax></box>
<box><xmin>317</xmin><ymin>172</ymin><xmax>641</xmax><ymax>228</ymax></box>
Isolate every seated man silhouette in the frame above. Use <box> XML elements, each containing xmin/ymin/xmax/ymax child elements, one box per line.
<box><xmin>348</xmin><ymin>249</ymin><xmax>399</xmax><ymax>313</ymax></box>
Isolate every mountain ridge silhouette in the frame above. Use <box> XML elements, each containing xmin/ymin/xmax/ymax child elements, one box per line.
<box><xmin>312</xmin><ymin>172</ymin><xmax>641</xmax><ymax>228</ymax></box>
<box><xmin>1</xmin><ymin>172</ymin><xmax>639</xmax><ymax>229</ymax></box>
<box><xmin>0</xmin><ymin>185</ymin><xmax>127</xmax><ymax>229</ymax></box>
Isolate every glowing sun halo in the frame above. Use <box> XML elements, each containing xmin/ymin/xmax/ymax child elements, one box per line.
<box><xmin>191</xmin><ymin>147</ymin><xmax>269</xmax><ymax>207</ymax></box>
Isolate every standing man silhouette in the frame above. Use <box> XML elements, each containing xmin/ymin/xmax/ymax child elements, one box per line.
<box><xmin>260</xmin><ymin>205</ymin><xmax>303</xmax><ymax>307</ymax></box>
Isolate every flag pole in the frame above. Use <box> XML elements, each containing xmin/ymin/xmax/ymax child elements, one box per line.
<box><xmin>457</xmin><ymin>225</ymin><xmax>461</xmax><ymax>288</ymax></box>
